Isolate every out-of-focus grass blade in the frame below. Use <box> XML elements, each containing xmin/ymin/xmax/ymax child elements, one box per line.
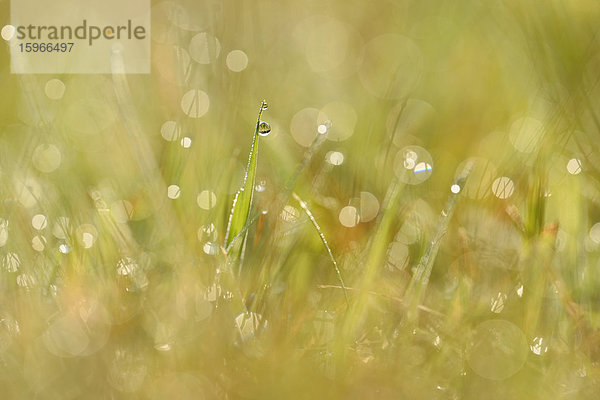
<box><xmin>338</xmin><ymin>179</ymin><xmax>405</xmax><ymax>347</ymax></box>
<box><xmin>292</xmin><ymin>192</ymin><xmax>349</xmax><ymax>307</ymax></box>
<box><xmin>403</xmin><ymin>162</ymin><xmax>472</xmax><ymax>324</ymax></box>
<box><xmin>225</xmin><ymin>100</ymin><xmax>269</xmax><ymax>257</ymax></box>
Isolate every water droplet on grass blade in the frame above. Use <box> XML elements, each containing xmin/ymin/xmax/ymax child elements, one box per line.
<box><xmin>261</xmin><ymin>101</ymin><xmax>269</xmax><ymax>110</ymax></box>
<box><xmin>258</xmin><ymin>121</ymin><xmax>271</xmax><ymax>136</ymax></box>
<box><xmin>317</xmin><ymin>120</ymin><xmax>332</xmax><ymax>134</ymax></box>
<box><xmin>180</xmin><ymin>137</ymin><xmax>192</xmax><ymax>148</ymax></box>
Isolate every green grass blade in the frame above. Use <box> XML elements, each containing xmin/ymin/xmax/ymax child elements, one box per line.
<box><xmin>292</xmin><ymin>192</ymin><xmax>349</xmax><ymax>307</ymax></box>
<box><xmin>338</xmin><ymin>179</ymin><xmax>405</xmax><ymax>342</ymax></box>
<box><xmin>403</xmin><ymin>162</ymin><xmax>472</xmax><ymax>324</ymax></box>
<box><xmin>225</xmin><ymin>100</ymin><xmax>268</xmax><ymax>252</ymax></box>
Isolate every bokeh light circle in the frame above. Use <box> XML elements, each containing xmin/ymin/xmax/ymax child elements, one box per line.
<box><xmin>160</xmin><ymin>121</ymin><xmax>180</xmax><ymax>141</ymax></box>
<box><xmin>317</xmin><ymin>101</ymin><xmax>357</xmax><ymax>142</ymax></box>
<box><xmin>467</xmin><ymin>319</ymin><xmax>528</xmax><ymax>380</ymax></box>
<box><xmin>290</xmin><ymin>107</ymin><xmax>320</xmax><ymax>147</ymax></box>
<box><xmin>339</xmin><ymin>206</ymin><xmax>360</xmax><ymax>227</ymax></box>
<box><xmin>566</xmin><ymin>158</ymin><xmax>582</xmax><ymax>175</ymax></box>
<box><xmin>181</xmin><ymin>90</ymin><xmax>209</xmax><ymax>118</ymax></box>
<box><xmin>226</xmin><ymin>50</ymin><xmax>249</xmax><ymax>72</ymax></box>
<box><xmin>44</xmin><ymin>79</ymin><xmax>66</xmax><ymax>100</ymax></box>
<box><xmin>491</xmin><ymin>177</ymin><xmax>515</xmax><ymax>199</ymax></box>
<box><xmin>393</xmin><ymin>146</ymin><xmax>433</xmax><ymax>185</ymax></box>
<box><xmin>32</xmin><ymin>144</ymin><xmax>62</xmax><ymax>173</ymax></box>
<box><xmin>509</xmin><ymin>117</ymin><xmax>545</xmax><ymax>153</ymax></box>
<box><xmin>455</xmin><ymin>157</ymin><xmax>497</xmax><ymax>200</ymax></box>
<box><xmin>189</xmin><ymin>32</ymin><xmax>221</xmax><ymax>64</ymax></box>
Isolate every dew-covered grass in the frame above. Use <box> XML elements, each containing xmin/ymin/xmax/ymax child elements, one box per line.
<box><xmin>1</xmin><ymin>0</ymin><xmax>600</xmax><ymax>398</ymax></box>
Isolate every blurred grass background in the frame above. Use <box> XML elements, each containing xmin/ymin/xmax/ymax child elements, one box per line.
<box><xmin>1</xmin><ymin>0</ymin><xmax>600</xmax><ymax>398</ymax></box>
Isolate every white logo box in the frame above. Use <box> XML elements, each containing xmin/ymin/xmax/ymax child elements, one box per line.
<box><xmin>9</xmin><ymin>0</ymin><xmax>150</xmax><ymax>74</ymax></box>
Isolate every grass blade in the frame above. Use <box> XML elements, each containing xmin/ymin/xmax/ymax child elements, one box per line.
<box><xmin>292</xmin><ymin>192</ymin><xmax>349</xmax><ymax>307</ymax></box>
<box><xmin>403</xmin><ymin>162</ymin><xmax>472</xmax><ymax>324</ymax></box>
<box><xmin>225</xmin><ymin>100</ymin><xmax>268</xmax><ymax>255</ymax></box>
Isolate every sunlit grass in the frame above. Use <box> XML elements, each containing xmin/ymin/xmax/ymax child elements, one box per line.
<box><xmin>0</xmin><ymin>0</ymin><xmax>600</xmax><ymax>398</ymax></box>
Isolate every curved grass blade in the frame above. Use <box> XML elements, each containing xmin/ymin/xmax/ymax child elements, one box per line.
<box><xmin>225</xmin><ymin>100</ymin><xmax>268</xmax><ymax>255</ymax></box>
<box><xmin>292</xmin><ymin>192</ymin><xmax>349</xmax><ymax>307</ymax></box>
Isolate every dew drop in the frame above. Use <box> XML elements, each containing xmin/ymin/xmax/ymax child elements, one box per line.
<box><xmin>317</xmin><ymin>120</ymin><xmax>332</xmax><ymax>135</ymax></box>
<box><xmin>180</xmin><ymin>137</ymin><xmax>192</xmax><ymax>148</ymax></box>
<box><xmin>258</xmin><ymin>121</ymin><xmax>271</xmax><ymax>136</ymax></box>
<box><xmin>261</xmin><ymin>101</ymin><xmax>269</xmax><ymax>110</ymax></box>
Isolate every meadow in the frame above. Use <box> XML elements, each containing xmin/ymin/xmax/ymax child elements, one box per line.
<box><xmin>0</xmin><ymin>0</ymin><xmax>600</xmax><ymax>398</ymax></box>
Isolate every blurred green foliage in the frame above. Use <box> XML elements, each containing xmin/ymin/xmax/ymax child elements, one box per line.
<box><xmin>1</xmin><ymin>0</ymin><xmax>600</xmax><ymax>398</ymax></box>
